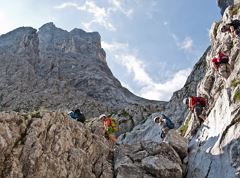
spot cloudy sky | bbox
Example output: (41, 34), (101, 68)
(0, 0), (220, 101)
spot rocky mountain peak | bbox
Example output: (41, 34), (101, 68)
(0, 23), (165, 117)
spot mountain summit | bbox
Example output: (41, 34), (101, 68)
(0, 23), (165, 116)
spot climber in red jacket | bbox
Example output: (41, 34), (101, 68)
(211, 51), (231, 79)
(183, 96), (207, 125)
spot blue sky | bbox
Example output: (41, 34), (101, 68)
(0, 0), (221, 101)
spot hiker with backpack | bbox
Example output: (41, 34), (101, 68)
(183, 96), (207, 134)
(154, 114), (175, 138)
(211, 51), (231, 79)
(99, 114), (118, 143)
(221, 19), (240, 39)
(67, 109), (86, 123)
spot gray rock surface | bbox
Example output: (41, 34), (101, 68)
(114, 142), (183, 178)
(185, 4), (240, 178)
(118, 48), (209, 145)
(1, 1), (240, 177)
(163, 130), (188, 160)
(0, 111), (113, 178)
(0, 23), (165, 117)
(116, 4), (240, 178)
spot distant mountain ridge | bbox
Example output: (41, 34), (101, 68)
(0, 22), (165, 116)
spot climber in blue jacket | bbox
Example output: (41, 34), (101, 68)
(68, 109), (86, 123)
(154, 114), (175, 138)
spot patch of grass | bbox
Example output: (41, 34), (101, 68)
(213, 22), (220, 39)
(28, 110), (41, 119)
(231, 79), (240, 88)
(179, 116), (191, 136)
(233, 90), (240, 103)
(229, 4), (240, 16)
(119, 110), (130, 117)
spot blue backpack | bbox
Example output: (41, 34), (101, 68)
(162, 114), (175, 129)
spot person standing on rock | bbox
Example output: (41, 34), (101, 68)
(221, 19), (240, 48)
(221, 19), (240, 39)
(154, 114), (175, 138)
(99, 114), (117, 144)
(183, 96), (207, 134)
(211, 51), (231, 79)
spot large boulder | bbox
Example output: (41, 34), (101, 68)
(114, 141), (183, 178)
(163, 130), (188, 160)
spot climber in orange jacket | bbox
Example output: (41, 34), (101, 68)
(211, 51), (231, 79)
(183, 96), (207, 125)
(99, 114), (117, 143)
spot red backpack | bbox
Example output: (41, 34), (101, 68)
(196, 97), (207, 107)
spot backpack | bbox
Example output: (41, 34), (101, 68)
(162, 114), (174, 129)
(110, 117), (118, 132)
(77, 113), (86, 123)
(229, 20), (240, 30)
(73, 109), (86, 123)
(220, 56), (229, 63)
(196, 97), (207, 107)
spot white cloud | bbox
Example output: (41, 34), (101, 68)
(180, 37), (193, 51)
(108, 0), (133, 17)
(102, 41), (191, 101)
(114, 54), (153, 85)
(172, 34), (194, 53)
(0, 10), (14, 35)
(54, 2), (79, 9)
(163, 21), (168, 26)
(102, 41), (129, 51)
(139, 68), (191, 100)
(54, 1), (133, 31)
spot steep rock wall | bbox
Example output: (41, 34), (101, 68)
(185, 5), (240, 178)
(0, 111), (114, 178)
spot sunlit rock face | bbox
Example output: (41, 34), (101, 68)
(0, 23), (165, 117)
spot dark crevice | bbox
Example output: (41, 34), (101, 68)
(205, 160), (213, 178)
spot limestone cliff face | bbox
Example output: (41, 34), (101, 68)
(0, 23), (165, 117)
(0, 111), (113, 178)
(185, 5), (240, 178)
(116, 4), (240, 178)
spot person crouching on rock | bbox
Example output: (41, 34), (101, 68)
(211, 51), (231, 79)
(154, 114), (175, 139)
(99, 114), (117, 144)
(68, 109), (86, 123)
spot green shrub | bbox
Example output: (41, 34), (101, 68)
(180, 116), (191, 136)
(28, 110), (41, 119)
(231, 79), (240, 88)
(229, 4), (240, 16)
(119, 110), (129, 117)
(213, 22), (220, 39)
(233, 90), (240, 103)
